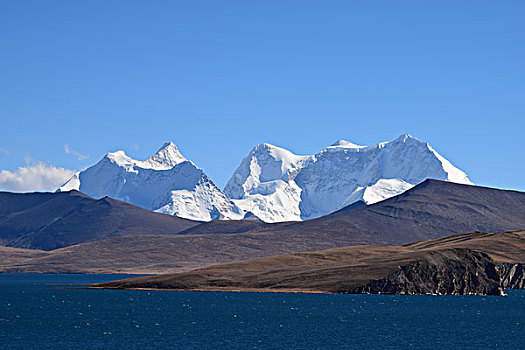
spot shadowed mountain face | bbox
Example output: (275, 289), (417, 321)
(285, 179), (525, 244)
(0, 191), (200, 250)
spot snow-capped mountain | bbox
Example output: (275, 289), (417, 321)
(224, 134), (472, 222)
(58, 135), (472, 223)
(223, 143), (313, 223)
(58, 142), (243, 221)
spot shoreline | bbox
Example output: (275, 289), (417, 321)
(87, 286), (507, 296)
(88, 286), (331, 294)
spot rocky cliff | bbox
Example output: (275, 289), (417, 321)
(346, 249), (504, 295)
(498, 263), (525, 289)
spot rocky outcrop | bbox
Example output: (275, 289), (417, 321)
(346, 249), (505, 296)
(498, 263), (525, 289)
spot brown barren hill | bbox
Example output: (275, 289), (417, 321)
(96, 230), (525, 296)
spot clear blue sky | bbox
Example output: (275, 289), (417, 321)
(1, 1), (524, 191)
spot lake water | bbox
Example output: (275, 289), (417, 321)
(1, 274), (524, 349)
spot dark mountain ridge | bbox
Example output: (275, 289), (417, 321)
(180, 179), (525, 245)
(0, 190), (200, 250)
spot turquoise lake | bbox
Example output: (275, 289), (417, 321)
(1, 273), (524, 349)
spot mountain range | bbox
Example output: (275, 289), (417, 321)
(58, 134), (471, 222)
(2, 180), (525, 274)
(225, 134), (471, 221)
(3, 135), (523, 295)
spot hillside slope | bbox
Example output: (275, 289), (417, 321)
(97, 230), (525, 295)
(0, 191), (199, 250)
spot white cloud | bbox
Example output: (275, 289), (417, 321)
(0, 160), (76, 193)
(0, 148), (9, 155)
(64, 144), (89, 160)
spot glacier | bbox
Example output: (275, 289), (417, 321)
(224, 134), (472, 222)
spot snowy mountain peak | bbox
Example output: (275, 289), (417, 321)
(58, 142), (242, 221)
(252, 142), (275, 151)
(396, 133), (414, 141)
(328, 140), (365, 149)
(225, 134), (472, 222)
(58, 135), (472, 224)
(248, 143), (311, 172)
(105, 150), (132, 164)
(101, 142), (187, 171)
(142, 141), (187, 170)
(223, 143), (312, 222)
(225, 143), (311, 196)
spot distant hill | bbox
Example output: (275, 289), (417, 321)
(0, 191), (199, 250)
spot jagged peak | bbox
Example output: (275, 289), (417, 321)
(251, 142), (283, 153)
(324, 135), (422, 153)
(374, 134), (423, 149)
(157, 141), (179, 153)
(328, 140), (365, 149)
(393, 133), (420, 143)
(105, 150), (133, 165)
(144, 141), (187, 169)
(103, 142), (187, 170)
(248, 143), (310, 163)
